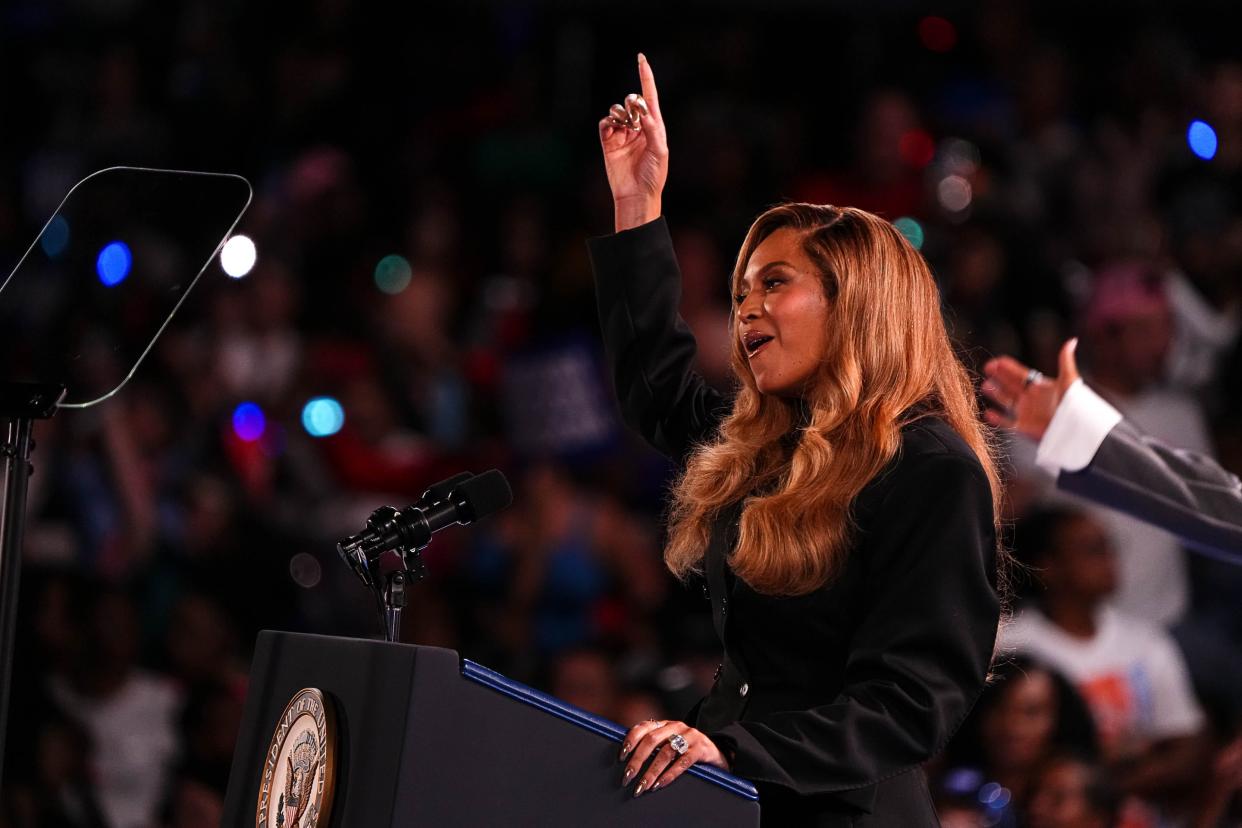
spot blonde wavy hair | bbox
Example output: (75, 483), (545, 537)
(665, 203), (1003, 596)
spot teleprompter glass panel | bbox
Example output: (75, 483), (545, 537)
(0, 167), (252, 407)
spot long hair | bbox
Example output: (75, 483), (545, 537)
(665, 203), (1003, 595)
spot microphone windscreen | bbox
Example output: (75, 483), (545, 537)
(454, 469), (513, 523)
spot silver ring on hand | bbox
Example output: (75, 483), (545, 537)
(668, 733), (689, 755)
(1023, 368), (1043, 388)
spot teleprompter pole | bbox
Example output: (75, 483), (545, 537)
(0, 382), (65, 784)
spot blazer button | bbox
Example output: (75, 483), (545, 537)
(738, 683), (749, 698)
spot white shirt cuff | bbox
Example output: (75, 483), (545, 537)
(1035, 379), (1123, 474)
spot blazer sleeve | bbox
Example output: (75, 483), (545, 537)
(586, 217), (730, 461)
(1058, 419), (1242, 559)
(708, 452), (1000, 796)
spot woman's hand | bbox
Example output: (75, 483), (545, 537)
(618, 718), (729, 797)
(982, 338), (1081, 441)
(598, 54), (669, 232)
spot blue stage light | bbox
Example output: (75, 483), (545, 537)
(96, 241), (132, 287)
(301, 397), (345, 437)
(232, 402), (266, 442)
(1188, 120), (1217, 160)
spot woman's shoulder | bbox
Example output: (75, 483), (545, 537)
(850, 416), (993, 543)
(865, 416), (987, 504)
(898, 416), (983, 468)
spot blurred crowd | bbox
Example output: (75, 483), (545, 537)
(2, 1), (1242, 826)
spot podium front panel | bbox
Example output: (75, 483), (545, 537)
(223, 632), (760, 827)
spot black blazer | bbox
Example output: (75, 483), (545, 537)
(587, 218), (1000, 827)
(1058, 419), (1242, 561)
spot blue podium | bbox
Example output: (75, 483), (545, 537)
(221, 632), (760, 826)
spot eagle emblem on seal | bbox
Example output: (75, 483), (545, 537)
(277, 731), (320, 828)
(256, 688), (337, 828)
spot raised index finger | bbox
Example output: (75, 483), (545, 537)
(638, 53), (661, 118)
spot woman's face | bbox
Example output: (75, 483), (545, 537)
(735, 228), (832, 397)
(981, 671), (1059, 771)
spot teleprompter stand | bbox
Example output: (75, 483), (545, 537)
(0, 382), (65, 780)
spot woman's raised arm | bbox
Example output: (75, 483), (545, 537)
(588, 55), (727, 461)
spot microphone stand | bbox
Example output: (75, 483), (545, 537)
(0, 381), (66, 782)
(383, 571), (407, 644)
(337, 506), (429, 643)
(381, 548), (427, 643)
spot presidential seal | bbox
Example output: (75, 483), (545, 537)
(256, 688), (337, 828)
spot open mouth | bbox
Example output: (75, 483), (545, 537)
(743, 332), (774, 357)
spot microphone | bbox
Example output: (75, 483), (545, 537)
(417, 471), (475, 509)
(336, 469), (513, 569)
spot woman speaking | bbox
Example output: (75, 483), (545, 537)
(588, 55), (1004, 826)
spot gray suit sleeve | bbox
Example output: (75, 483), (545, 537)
(1057, 419), (1242, 560)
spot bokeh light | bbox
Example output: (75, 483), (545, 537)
(899, 129), (936, 168)
(1187, 120), (1217, 160)
(978, 782), (1003, 805)
(95, 240), (132, 287)
(893, 217), (925, 250)
(40, 215), (70, 258)
(374, 254), (413, 295)
(301, 396), (345, 437)
(289, 552), (323, 589)
(939, 138), (981, 176)
(918, 16), (957, 52)
(232, 401), (266, 442)
(937, 175), (973, 213)
(220, 234), (257, 278)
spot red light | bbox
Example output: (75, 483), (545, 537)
(899, 129), (936, 168)
(918, 16), (957, 53)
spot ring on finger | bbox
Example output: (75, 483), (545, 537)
(668, 733), (689, 755)
(606, 93), (648, 131)
(1024, 368), (1044, 388)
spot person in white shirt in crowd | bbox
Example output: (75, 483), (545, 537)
(47, 588), (181, 828)
(1000, 506), (1207, 824)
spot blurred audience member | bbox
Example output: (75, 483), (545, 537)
(938, 655), (1099, 820)
(1025, 753), (1121, 828)
(548, 647), (620, 720)
(1075, 262), (1214, 625)
(47, 589), (182, 828)
(1003, 508), (1208, 824)
(2, 703), (107, 828)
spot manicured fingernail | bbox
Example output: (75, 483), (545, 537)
(633, 782), (646, 797)
(638, 53), (646, 64)
(622, 768), (634, 785)
(651, 780), (662, 791)
(618, 742), (631, 760)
